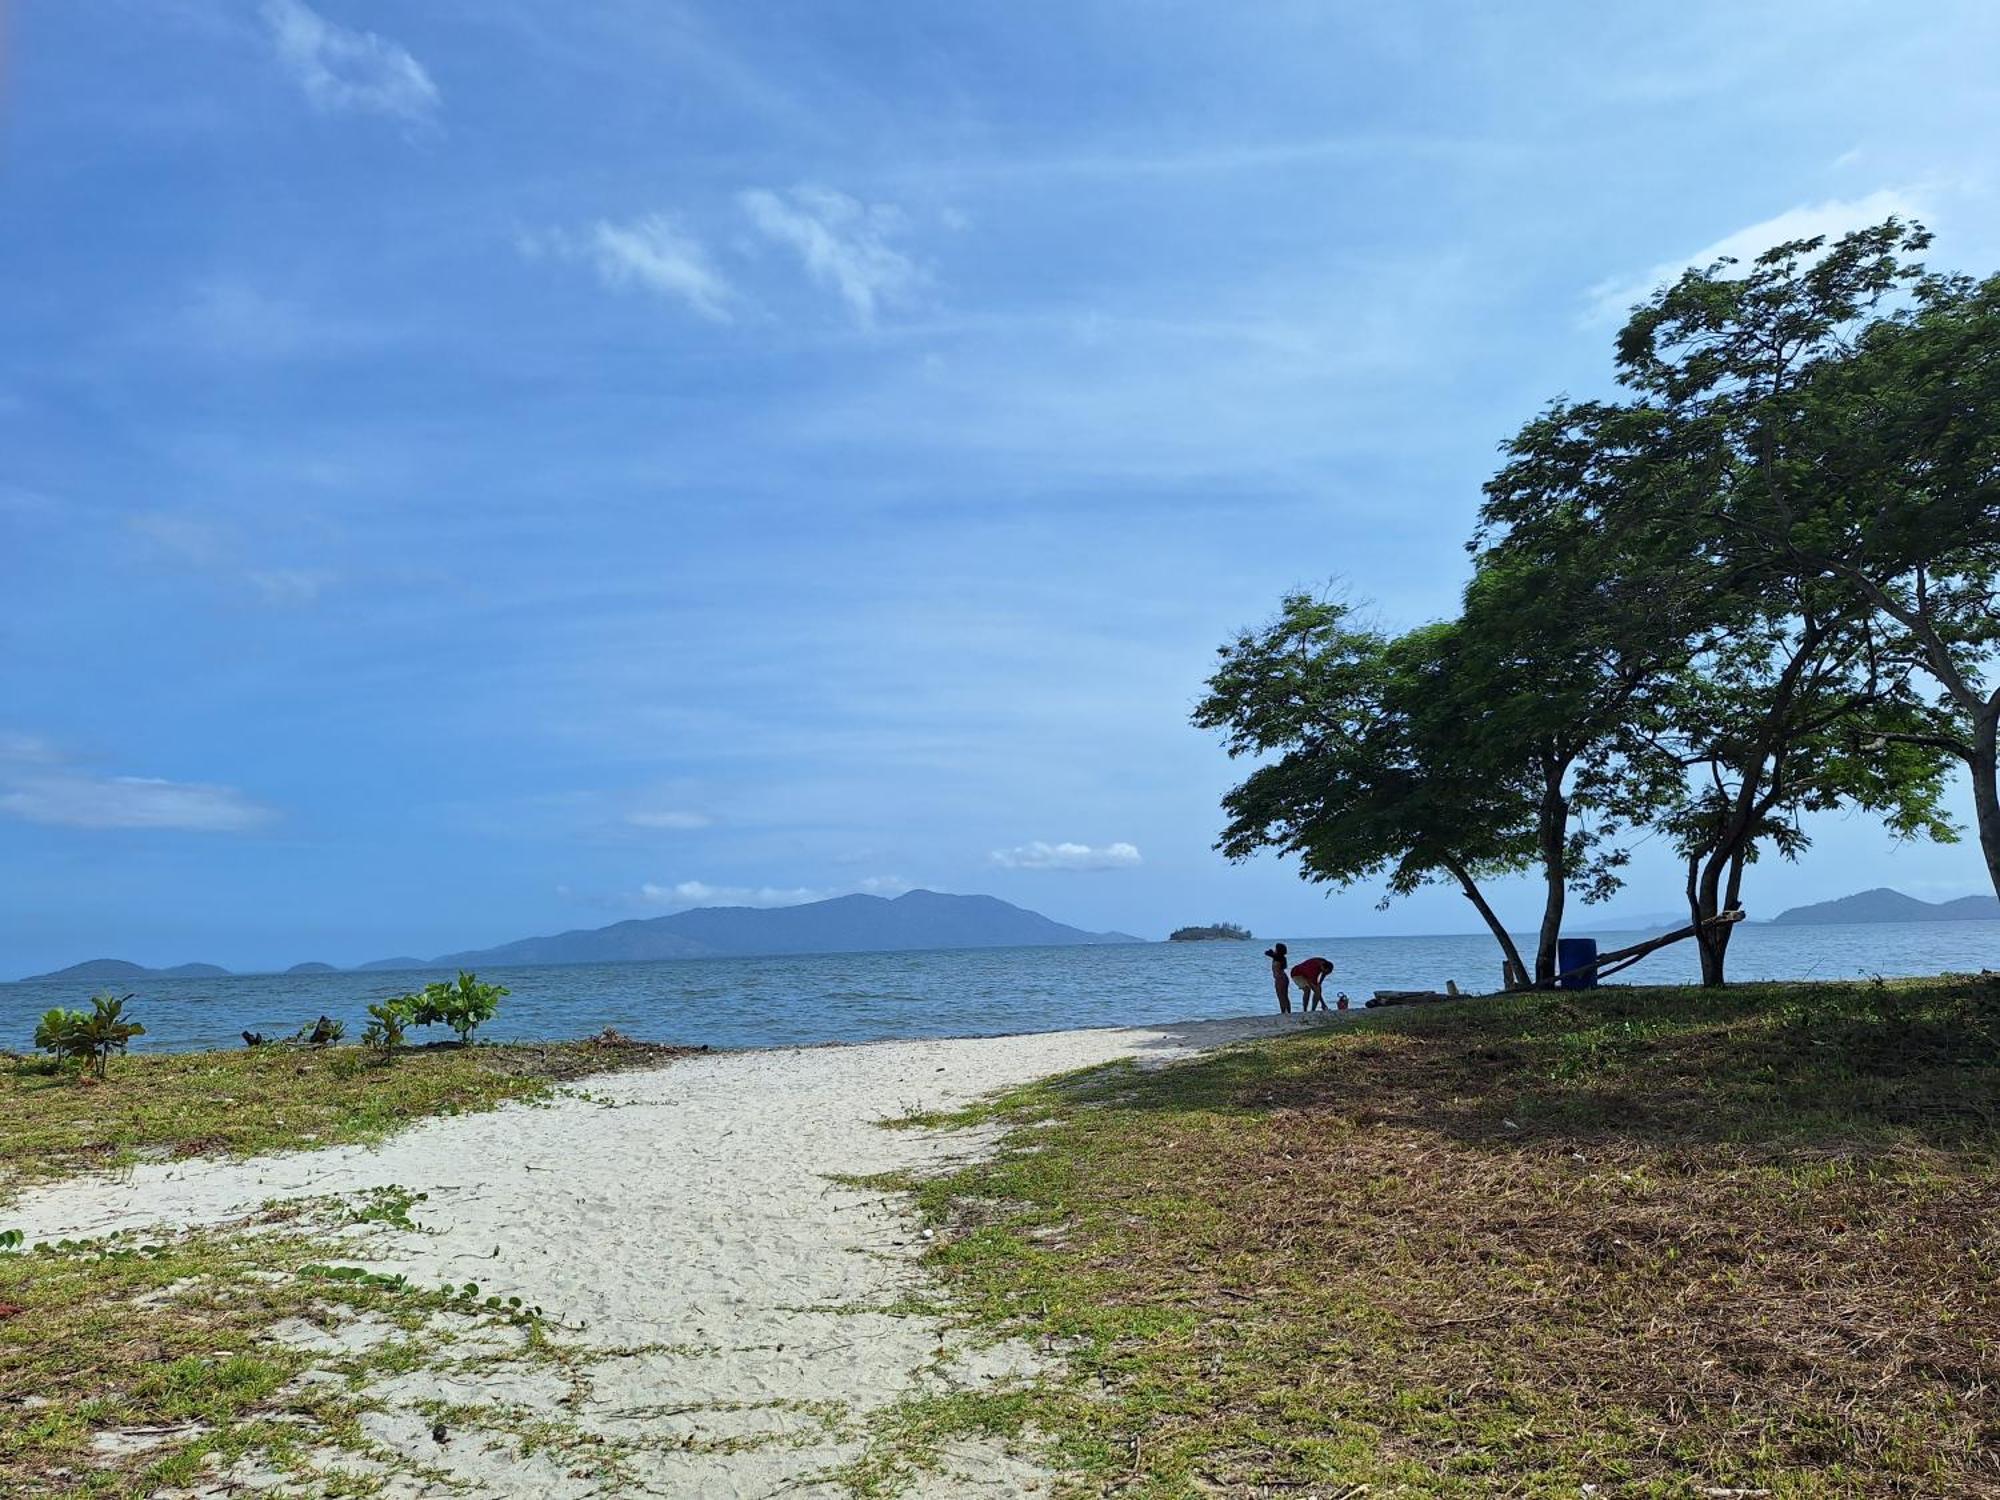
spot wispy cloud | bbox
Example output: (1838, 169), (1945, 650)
(261, 0), (440, 122)
(165, 280), (380, 363)
(739, 186), (925, 326)
(127, 511), (336, 607)
(527, 216), (735, 322)
(0, 737), (274, 832)
(625, 808), (713, 831)
(1584, 188), (1926, 324)
(990, 840), (1141, 871)
(639, 880), (825, 908)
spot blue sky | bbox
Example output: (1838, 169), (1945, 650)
(4, 1), (1998, 974)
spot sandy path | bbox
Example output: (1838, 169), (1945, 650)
(12, 1013), (1342, 1498)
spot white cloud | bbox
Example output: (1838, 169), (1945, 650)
(261, 0), (440, 122)
(857, 874), (913, 895)
(0, 737), (274, 833)
(640, 880), (826, 908)
(529, 216), (735, 322)
(1584, 189), (1925, 324)
(989, 840), (1141, 871)
(739, 186), (925, 326)
(625, 808), (713, 830)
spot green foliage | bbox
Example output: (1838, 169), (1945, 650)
(362, 998), (411, 1051)
(373, 971), (508, 1048)
(32, 994), (146, 1080)
(1194, 597), (1539, 983)
(1206, 217), (1984, 986)
(415, 971), (507, 1044)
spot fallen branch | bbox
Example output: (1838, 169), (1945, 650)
(1556, 910), (1747, 984)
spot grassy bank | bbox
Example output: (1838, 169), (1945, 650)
(877, 976), (2000, 1497)
(0, 1033), (697, 1202)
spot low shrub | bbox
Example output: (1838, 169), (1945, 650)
(33, 994), (146, 1080)
(369, 972), (508, 1050)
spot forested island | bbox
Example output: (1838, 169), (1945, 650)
(1168, 923), (1254, 941)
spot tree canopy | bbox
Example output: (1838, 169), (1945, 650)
(1199, 219), (1986, 986)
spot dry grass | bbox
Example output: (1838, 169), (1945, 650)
(886, 976), (2000, 1498)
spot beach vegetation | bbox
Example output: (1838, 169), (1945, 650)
(0, 1032), (697, 1202)
(882, 973), (2000, 1496)
(388, 970), (508, 1045)
(32, 994), (146, 1080)
(362, 997), (412, 1051)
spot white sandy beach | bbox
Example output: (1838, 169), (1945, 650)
(12, 1013), (1343, 1499)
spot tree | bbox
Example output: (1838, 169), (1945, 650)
(1592, 219), (1962, 981)
(1469, 400), (1714, 982)
(1194, 596), (1537, 987)
(1769, 264), (2000, 897)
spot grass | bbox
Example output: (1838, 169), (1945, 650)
(0, 1032), (701, 1203)
(0, 1203), (543, 1498)
(871, 975), (2000, 1498)
(0, 1030), (705, 1496)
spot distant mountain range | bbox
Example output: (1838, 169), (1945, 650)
(1772, 887), (2000, 924)
(19, 958), (232, 984)
(13, 890), (1141, 983)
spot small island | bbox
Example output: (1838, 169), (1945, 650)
(1168, 922), (1254, 942)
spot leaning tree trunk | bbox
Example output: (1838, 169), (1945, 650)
(1445, 855), (1532, 990)
(1973, 706), (2000, 903)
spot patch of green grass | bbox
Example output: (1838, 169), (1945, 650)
(0, 1212), (511, 1498)
(883, 975), (2000, 1498)
(0, 1034), (700, 1203)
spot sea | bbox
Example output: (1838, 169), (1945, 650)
(4, 919), (1996, 1056)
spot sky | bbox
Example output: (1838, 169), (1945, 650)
(3, 1), (1999, 975)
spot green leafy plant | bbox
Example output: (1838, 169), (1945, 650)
(376, 972), (507, 1047)
(362, 997), (413, 1052)
(33, 993), (146, 1079)
(411, 971), (506, 1045)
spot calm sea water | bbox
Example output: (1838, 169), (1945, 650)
(4, 920), (1995, 1055)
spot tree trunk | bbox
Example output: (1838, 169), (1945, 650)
(1445, 856), (1531, 990)
(1973, 705), (2000, 902)
(1533, 771), (1570, 987)
(1687, 851), (1734, 987)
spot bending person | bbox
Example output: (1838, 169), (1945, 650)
(1289, 955), (1334, 1012)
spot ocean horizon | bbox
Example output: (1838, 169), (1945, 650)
(7, 918), (1995, 1056)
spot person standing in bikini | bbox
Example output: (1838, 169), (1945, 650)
(1264, 943), (1292, 1014)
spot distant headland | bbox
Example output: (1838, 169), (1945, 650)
(1772, 887), (2000, 924)
(12, 889), (1143, 983)
(1168, 923), (1254, 942)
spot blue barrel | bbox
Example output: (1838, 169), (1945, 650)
(1555, 937), (1599, 990)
